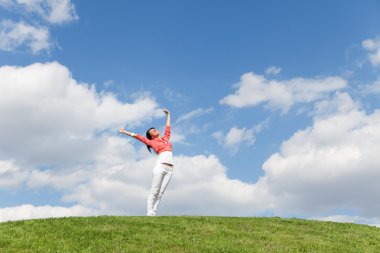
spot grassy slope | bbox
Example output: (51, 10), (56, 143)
(0, 216), (379, 252)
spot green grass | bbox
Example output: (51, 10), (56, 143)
(0, 216), (379, 252)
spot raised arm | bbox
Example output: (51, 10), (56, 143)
(162, 108), (171, 141)
(163, 108), (170, 127)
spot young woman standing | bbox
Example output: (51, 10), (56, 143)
(119, 108), (173, 216)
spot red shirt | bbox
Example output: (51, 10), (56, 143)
(134, 126), (173, 154)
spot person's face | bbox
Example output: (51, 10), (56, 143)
(149, 128), (159, 138)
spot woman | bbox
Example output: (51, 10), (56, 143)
(119, 108), (173, 216)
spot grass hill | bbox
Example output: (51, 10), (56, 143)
(0, 216), (379, 252)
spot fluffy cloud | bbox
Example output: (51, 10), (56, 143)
(0, 20), (50, 53)
(0, 62), (161, 167)
(1, 142), (264, 218)
(0, 0), (77, 53)
(0, 61), (164, 220)
(0, 160), (30, 188)
(361, 79), (380, 94)
(41, 0), (78, 24)
(362, 38), (380, 67)
(0, 204), (97, 222)
(314, 215), (380, 227)
(0, 153), (264, 220)
(257, 92), (380, 218)
(220, 72), (347, 113)
(60, 154), (262, 216)
(0, 0), (78, 24)
(213, 127), (255, 154)
(164, 155), (260, 216)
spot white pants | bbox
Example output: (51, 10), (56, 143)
(147, 163), (173, 216)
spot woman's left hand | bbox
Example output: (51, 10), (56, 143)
(163, 108), (170, 115)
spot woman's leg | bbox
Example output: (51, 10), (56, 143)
(153, 164), (173, 214)
(147, 164), (165, 216)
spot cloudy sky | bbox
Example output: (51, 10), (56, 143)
(0, 0), (380, 226)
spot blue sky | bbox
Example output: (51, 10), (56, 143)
(0, 0), (380, 225)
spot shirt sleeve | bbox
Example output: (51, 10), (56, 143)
(163, 126), (170, 141)
(134, 134), (153, 146)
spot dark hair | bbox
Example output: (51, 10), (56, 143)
(145, 127), (155, 153)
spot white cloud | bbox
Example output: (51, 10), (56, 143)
(225, 127), (254, 147)
(0, 62), (161, 167)
(0, 20), (51, 53)
(27, 166), (89, 190)
(61, 154), (262, 216)
(176, 107), (213, 123)
(316, 215), (358, 223)
(0, 0), (78, 24)
(0, 0), (77, 53)
(362, 38), (380, 67)
(169, 131), (187, 144)
(361, 80), (380, 94)
(4, 145), (264, 217)
(213, 127), (255, 154)
(253, 117), (270, 133)
(170, 124), (211, 145)
(256, 92), (380, 218)
(165, 155), (261, 215)
(0, 160), (30, 188)
(220, 72), (347, 113)
(0, 204), (98, 222)
(265, 66), (282, 75)
(314, 215), (380, 227)
(44, 0), (78, 24)
(313, 92), (359, 118)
